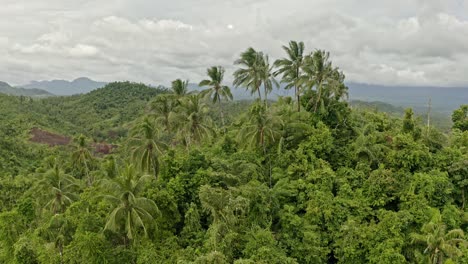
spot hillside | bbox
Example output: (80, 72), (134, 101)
(0, 81), (52, 97)
(21, 77), (107, 95)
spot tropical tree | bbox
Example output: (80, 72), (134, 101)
(274, 40), (306, 111)
(128, 117), (166, 179)
(171, 94), (214, 147)
(149, 94), (177, 132)
(233, 47), (265, 101)
(102, 165), (159, 245)
(301, 50), (342, 113)
(238, 102), (282, 151)
(199, 66), (233, 127)
(71, 134), (94, 185)
(34, 159), (80, 214)
(171, 79), (189, 98)
(411, 216), (467, 264)
(259, 54), (279, 103)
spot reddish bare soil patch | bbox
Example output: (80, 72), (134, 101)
(30, 127), (71, 146)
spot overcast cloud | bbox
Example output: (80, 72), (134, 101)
(1, 0), (468, 87)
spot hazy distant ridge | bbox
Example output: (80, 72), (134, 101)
(0, 81), (52, 97)
(21, 77), (107, 96)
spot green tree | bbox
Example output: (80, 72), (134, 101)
(238, 103), (282, 151)
(171, 94), (214, 147)
(452, 105), (467, 131)
(233, 47), (267, 101)
(71, 134), (94, 185)
(301, 50), (341, 113)
(102, 165), (159, 245)
(411, 217), (467, 264)
(34, 159), (80, 214)
(149, 94), (177, 132)
(128, 117), (166, 178)
(171, 79), (189, 97)
(274, 40), (306, 111)
(199, 66), (233, 127)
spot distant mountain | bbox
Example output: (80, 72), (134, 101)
(190, 82), (467, 114)
(21, 77), (107, 96)
(347, 82), (468, 114)
(0, 81), (52, 97)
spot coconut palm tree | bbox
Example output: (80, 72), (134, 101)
(71, 134), (94, 185)
(259, 54), (279, 104)
(233, 47), (264, 100)
(128, 117), (166, 179)
(171, 94), (214, 147)
(274, 41), (306, 111)
(199, 66), (233, 127)
(301, 50), (340, 113)
(34, 159), (80, 214)
(102, 165), (159, 245)
(238, 102), (282, 151)
(411, 217), (467, 264)
(171, 79), (189, 98)
(149, 94), (177, 132)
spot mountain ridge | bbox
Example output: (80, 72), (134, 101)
(21, 77), (107, 95)
(0, 81), (52, 97)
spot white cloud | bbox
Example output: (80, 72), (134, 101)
(69, 44), (99, 57)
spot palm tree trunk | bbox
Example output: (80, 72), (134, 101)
(295, 85), (301, 112)
(257, 86), (262, 101)
(314, 82), (322, 113)
(218, 100), (226, 131)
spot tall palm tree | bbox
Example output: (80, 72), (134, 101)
(102, 165), (159, 245)
(171, 94), (214, 147)
(301, 50), (340, 113)
(259, 54), (278, 104)
(233, 47), (265, 101)
(274, 41), (306, 111)
(411, 217), (467, 264)
(149, 94), (177, 132)
(34, 159), (80, 214)
(199, 66), (233, 127)
(238, 102), (282, 151)
(128, 117), (166, 179)
(71, 134), (94, 185)
(171, 79), (189, 98)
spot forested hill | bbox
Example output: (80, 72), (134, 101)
(1, 43), (467, 264)
(0, 81), (52, 97)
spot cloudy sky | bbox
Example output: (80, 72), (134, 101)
(1, 0), (468, 87)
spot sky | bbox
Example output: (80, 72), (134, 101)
(1, 0), (468, 87)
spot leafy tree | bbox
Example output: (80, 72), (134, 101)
(199, 66), (233, 127)
(128, 117), (166, 178)
(237, 102), (282, 151)
(171, 79), (189, 97)
(33, 159), (80, 214)
(234, 47), (273, 101)
(102, 165), (159, 245)
(274, 41), (306, 111)
(149, 94), (177, 132)
(301, 50), (342, 113)
(411, 214), (467, 264)
(452, 105), (467, 131)
(71, 134), (94, 185)
(171, 94), (214, 147)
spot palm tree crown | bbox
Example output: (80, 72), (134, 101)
(199, 66), (233, 128)
(274, 40), (306, 111)
(128, 117), (166, 178)
(103, 165), (159, 243)
(171, 79), (189, 97)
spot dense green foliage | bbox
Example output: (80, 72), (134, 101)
(0, 43), (467, 264)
